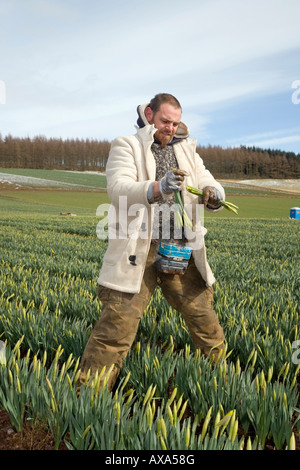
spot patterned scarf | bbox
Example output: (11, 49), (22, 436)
(151, 142), (183, 243)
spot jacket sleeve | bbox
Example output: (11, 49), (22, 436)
(105, 136), (152, 208)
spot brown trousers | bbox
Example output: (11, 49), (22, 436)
(79, 245), (225, 390)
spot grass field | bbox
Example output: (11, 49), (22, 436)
(0, 168), (107, 189)
(0, 168), (299, 219)
(0, 190), (110, 216)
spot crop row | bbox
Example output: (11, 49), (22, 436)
(0, 214), (299, 449)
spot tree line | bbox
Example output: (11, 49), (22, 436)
(0, 135), (110, 172)
(0, 134), (299, 179)
(198, 144), (300, 179)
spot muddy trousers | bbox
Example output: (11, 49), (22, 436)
(79, 246), (225, 391)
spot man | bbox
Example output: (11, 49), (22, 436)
(79, 93), (226, 391)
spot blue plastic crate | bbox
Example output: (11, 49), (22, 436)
(158, 242), (192, 260)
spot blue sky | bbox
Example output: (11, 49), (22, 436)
(1, 0), (300, 153)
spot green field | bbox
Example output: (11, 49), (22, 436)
(0, 168), (107, 189)
(0, 190), (110, 216)
(1, 190), (299, 220)
(0, 170), (299, 450)
(0, 168), (299, 219)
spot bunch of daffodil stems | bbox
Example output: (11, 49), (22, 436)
(174, 185), (238, 229)
(186, 185), (239, 215)
(174, 190), (193, 229)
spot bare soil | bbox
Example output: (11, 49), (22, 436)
(0, 409), (68, 451)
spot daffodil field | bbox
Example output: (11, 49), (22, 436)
(0, 211), (299, 450)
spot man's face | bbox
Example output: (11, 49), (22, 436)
(146, 103), (182, 148)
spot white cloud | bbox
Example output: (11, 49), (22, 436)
(225, 127), (300, 150)
(1, 0), (300, 152)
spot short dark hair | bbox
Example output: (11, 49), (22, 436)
(148, 93), (181, 113)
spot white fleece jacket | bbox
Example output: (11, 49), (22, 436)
(97, 105), (225, 293)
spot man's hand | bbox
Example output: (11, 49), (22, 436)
(160, 169), (189, 195)
(201, 186), (222, 208)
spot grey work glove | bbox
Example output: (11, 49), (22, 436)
(160, 169), (189, 195)
(201, 186), (222, 209)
